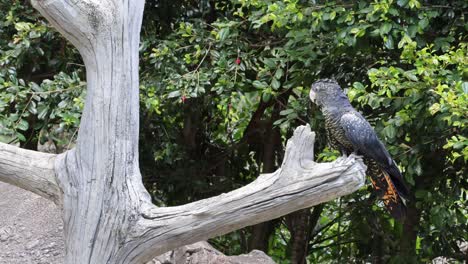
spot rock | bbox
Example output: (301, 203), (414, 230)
(151, 241), (276, 264)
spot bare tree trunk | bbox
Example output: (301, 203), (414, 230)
(0, 0), (367, 263)
(249, 221), (277, 252)
(249, 92), (290, 252)
(249, 100), (283, 252)
(286, 209), (311, 264)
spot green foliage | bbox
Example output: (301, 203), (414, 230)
(0, 0), (84, 149)
(0, 68), (85, 147)
(1, 0), (467, 263)
(350, 42), (467, 261)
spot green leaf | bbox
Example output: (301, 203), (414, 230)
(275, 68), (284, 79)
(382, 125), (396, 139)
(414, 161), (422, 176)
(28, 102), (37, 115)
(350, 27), (360, 34)
(210, 50), (221, 59)
(16, 133), (26, 142)
(253, 80), (268, 89)
(405, 173), (415, 186)
(273, 119), (285, 126)
(29, 30), (41, 39)
(218, 28), (230, 41)
(58, 100), (68, 108)
(453, 142), (465, 150)
(404, 72), (418, 82)
(416, 236), (422, 251)
(17, 119), (29, 131)
(271, 79), (281, 90)
(262, 92), (271, 102)
(415, 190), (426, 199)
(167, 90), (181, 98)
(263, 58), (276, 68)
(407, 25), (418, 37)
(31, 82), (42, 92)
(418, 18), (429, 29)
(14, 22), (31, 31)
(398, 34), (413, 49)
(280, 109), (294, 116)
(384, 35), (394, 49)
(37, 105), (49, 120)
(380, 23), (392, 35)
(368, 95), (381, 109)
(462, 82), (468, 94)
(353, 82), (365, 90)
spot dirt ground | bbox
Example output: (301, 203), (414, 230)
(0, 182), (276, 264)
(0, 182), (64, 264)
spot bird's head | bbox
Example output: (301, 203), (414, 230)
(309, 79), (349, 107)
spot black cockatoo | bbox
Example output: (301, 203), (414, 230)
(309, 79), (409, 220)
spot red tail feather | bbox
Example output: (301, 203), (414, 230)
(369, 164), (407, 221)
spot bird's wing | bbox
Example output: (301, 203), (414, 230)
(340, 111), (410, 199)
(340, 111), (393, 166)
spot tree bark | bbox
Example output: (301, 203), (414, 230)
(0, 142), (59, 203)
(287, 209), (311, 264)
(0, 0), (367, 263)
(249, 221), (277, 252)
(249, 98), (284, 252)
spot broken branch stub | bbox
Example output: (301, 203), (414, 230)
(121, 125), (366, 263)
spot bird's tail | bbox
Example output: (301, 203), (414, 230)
(368, 161), (409, 221)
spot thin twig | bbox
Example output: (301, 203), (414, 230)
(190, 42), (212, 74)
(66, 62), (85, 68)
(310, 240), (357, 251)
(14, 96), (33, 129)
(27, 86), (83, 95)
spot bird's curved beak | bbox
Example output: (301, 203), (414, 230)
(309, 89), (317, 103)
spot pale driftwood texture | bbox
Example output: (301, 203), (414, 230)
(0, 0), (366, 263)
(0, 143), (60, 203)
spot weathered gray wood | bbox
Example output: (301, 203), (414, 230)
(30, 0), (152, 263)
(0, 143), (59, 203)
(0, 0), (367, 263)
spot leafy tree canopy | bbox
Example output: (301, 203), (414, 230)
(0, 0), (466, 262)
